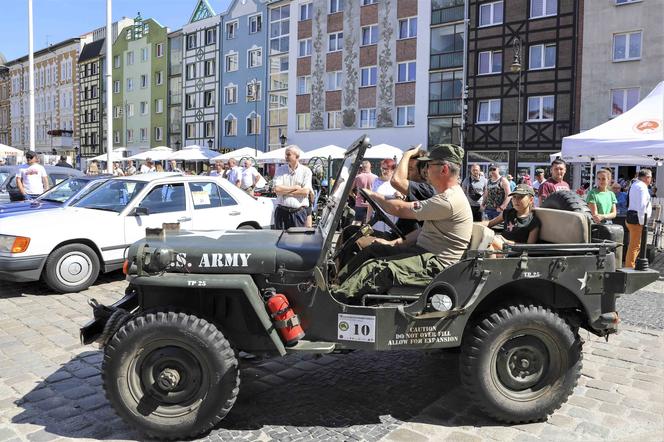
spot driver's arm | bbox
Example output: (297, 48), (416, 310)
(366, 190), (419, 219)
(16, 176), (26, 195)
(390, 146), (420, 194)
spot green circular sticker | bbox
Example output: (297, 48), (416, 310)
(338, 321), (349, 331)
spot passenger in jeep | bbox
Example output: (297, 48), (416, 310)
(332, 145), (472, 301)
(486, 184), (540, 251)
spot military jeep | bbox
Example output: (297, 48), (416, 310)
(81, 136), (659, 440)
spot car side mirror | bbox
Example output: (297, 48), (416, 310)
(132, 206), (149, 216)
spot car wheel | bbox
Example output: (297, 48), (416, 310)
(43, 243), (100, 293)
(237, 223), (256, 230)
(460, 304), (582, 423)
(103, 311), (239, 440)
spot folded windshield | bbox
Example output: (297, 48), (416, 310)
(74, 180), (147, 213)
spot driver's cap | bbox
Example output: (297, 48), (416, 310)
(417, 144), (464, 166)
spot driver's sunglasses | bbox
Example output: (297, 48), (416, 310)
(425, 162), (445, 169)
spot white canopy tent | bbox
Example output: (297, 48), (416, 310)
(300, 144), (345, 160)
(364, 143), (404, 160)
(211, 147), (260, 162)
(127, 146), (173, 162)
(0, 143), (24, 164)
(561, 81), (664, 188)
(257, 145), (293, 163)
(86, 148), (127, 163)
(167, 145), (218, 161)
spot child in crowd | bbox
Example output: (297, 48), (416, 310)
(586, 169), (617, 224)
(486, 184), (540, 251)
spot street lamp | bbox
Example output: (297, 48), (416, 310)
(249, 79), (259, 157)
(175, 140), (181, 151)
(279, 133), (287, 148)
(510, 37), (523, 177)
(207, 138), (213, 150)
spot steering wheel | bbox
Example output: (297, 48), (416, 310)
(359, 188), (405, 239)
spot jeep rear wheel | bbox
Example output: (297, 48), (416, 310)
(460, 305), (582, 423)
(103, 312), (239, 440)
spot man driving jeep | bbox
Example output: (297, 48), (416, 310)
(332, 144), (473, 301)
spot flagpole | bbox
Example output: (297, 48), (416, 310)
(105, 0), (113, 173)
(28, 0), (35, 151)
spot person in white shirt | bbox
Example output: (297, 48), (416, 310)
(125, 160), (137, 176)
(240, 159), (263, 195)
(112, 162), (125, 177)
(367, 158), (401, 233)
(209, 161), (224, 176)
(139, 158), (155, 174)
(273, 146), (313, 229)
(625, 168), (653, 268)
(169, 160), (182, 173)
(16, 151), (49, 199)
(225, 158), (241, 187)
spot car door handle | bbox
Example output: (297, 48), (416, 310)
(177, 216), (191, 222)
(229, 211), (241, 216)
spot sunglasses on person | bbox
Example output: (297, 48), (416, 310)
(424, 162), (446, 169)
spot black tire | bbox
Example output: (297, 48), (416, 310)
(103, 311), (239, 440)
(237, 223), (257, 230)
(42, 243), (100, 293)
(460, 305), (582, 423)
(540, 190), (592, 220)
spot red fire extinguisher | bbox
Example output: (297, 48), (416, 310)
(265, 292), (305, 346)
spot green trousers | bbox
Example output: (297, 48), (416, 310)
(333, 242), (447, 300)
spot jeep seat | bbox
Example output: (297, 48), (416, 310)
(535, 208), (590, 244)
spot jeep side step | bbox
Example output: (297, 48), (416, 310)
(285, 340), (336, 354)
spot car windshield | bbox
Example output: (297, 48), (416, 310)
(317, 148), (360, 240)
(74, 180), (147, 213)
(50, 174), (73, 186)
(37, 178), (94, 203)
(0, 172), (8, 186)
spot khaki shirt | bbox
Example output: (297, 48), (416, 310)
(413, 185), (473, 266)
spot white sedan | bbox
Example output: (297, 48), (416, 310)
(0, 173), (273, 293)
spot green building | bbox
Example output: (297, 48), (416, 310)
(112, 14), (169, 154)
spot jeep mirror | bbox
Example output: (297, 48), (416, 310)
(132, 206), (149, 216)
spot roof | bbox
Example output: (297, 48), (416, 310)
(78, 39), (105, 63)
(112, 172), (184, 182)
(6, 37), (83, 65)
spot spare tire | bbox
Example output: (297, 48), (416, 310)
(540, 190), (593, 220)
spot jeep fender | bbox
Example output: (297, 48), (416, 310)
(129, 273), (287, 356)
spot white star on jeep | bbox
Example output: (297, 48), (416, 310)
(578, 273), (587, 290)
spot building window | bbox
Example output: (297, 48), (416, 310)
(114, 131), (120, 143)
(329, 0), (344, 14)
(328, 32), (344, 52)
(141, 74), (148, 88)
(186, 63), (196, 80)
(141, 47), (149, 62)
(249, 14), (262, 34)
(225, 85), (238, 104)
(362, 0), (377, 5)
(155, 127), (163, 141)
(326, 111), (342, 129)
(186, 93), (196, 110)
(297, 113), (311, 131)
(156, 43), (164, 57)
(300, 2), (313, 20)
(246, 81), (262, 101)
(113, 105), (122, 118)
(203, 90), (215, 108)
(126, 129), (134, 142)
(530, 0), (557, 18)
(113, 55), (120, 68)
(155, 99), (164, 113)
(226, 21), (238, 39)
(479, 1), (503, 27)
(186, 123), (196, 139)
(527, 95), (555, 121)
(206, 28), (217, 45)
(399, 17), (417, 39)
(611, 88), (639, 117)
(299, 39), (312, 57)
(205, 60), (216, 76)
(478, 50), (502, 75)
(529, 44), (556, 70)
(326, 71), (343, 90)
(204, 121), (215, 138)
(248, 48), (263, 68)
(361, 25), (378, 46)
(155, 71), (164, 85)
(91, 85), (98, 98)
(397, 61), (416, 83)
(140, 101), (148, 115)
(360, 66), (377, 87)
(430, 23), (464, 70)
(396, 106), (415, 127)
(126, 103), (135, 117)
(477, 99), (501, 123)
(269, 5), (290, 54)
(428, 117), (461, 146)
(187, 34), (196, 49)
(126, 78), (134, 92)
(360, 108), (377, 128)
(126, 51), (134, 65)
(224, 115), (237, 136)
(247, 113), (261, 135)
(616, 0), (641, 4)
(225, 53), (238, 72)
(613, 31), (642, 61)
(297, 76), (311, 95)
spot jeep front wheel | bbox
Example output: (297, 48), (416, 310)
(103, 312), (239, 440)
(460, 305), (582, 423)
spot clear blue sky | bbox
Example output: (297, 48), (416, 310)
(0, 0), (231, 62)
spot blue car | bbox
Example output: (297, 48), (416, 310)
(0, 175), (110, 217)
(0, 165), (85, 203)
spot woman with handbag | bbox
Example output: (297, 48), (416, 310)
(625, 169), (653, 268)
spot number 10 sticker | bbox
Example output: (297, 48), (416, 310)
(338, 314), (376, 343)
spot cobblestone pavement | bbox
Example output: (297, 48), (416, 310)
(0, 266), (662, 442)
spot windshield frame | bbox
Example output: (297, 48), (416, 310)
(315, 135), (370, 269)
(72, 179), (148, 213)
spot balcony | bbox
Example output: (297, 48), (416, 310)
(430, 51), (463, 70)
(432, 5), (464, 25)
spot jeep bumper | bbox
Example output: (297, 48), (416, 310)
(0, 254), (47, 282)
(80, 290), (138, 345)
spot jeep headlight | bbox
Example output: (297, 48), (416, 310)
(0, 235), (31, 253)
